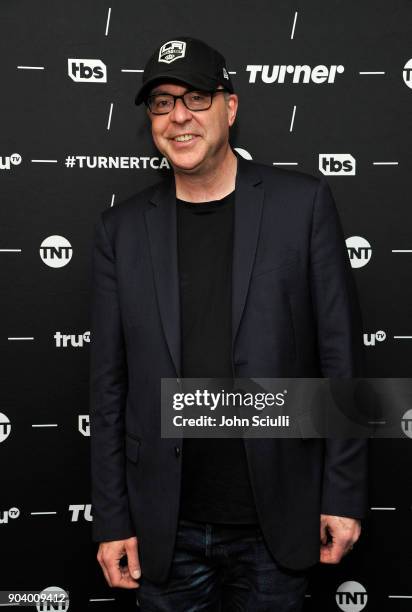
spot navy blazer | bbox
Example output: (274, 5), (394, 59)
(89, 152), (368, 583)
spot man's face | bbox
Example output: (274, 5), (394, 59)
(146, 82), (238, 174)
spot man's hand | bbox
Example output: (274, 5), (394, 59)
(97, 536), (141, 589)
(320, 514), (361, 564)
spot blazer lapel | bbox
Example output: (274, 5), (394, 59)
(145, 173), (182, 378)
(232, 153), (264, 347)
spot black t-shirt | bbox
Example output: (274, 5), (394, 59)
(176, 189), (258, 524)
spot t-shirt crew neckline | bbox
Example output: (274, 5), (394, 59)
(176, 189), (235, 210)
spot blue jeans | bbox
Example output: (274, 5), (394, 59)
(136, 519), (308, 611)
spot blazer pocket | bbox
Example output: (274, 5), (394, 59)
(125, 433), (141, 464)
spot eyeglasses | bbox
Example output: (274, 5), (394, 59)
(145, 89), (228, 115)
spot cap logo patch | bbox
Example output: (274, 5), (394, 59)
(158, 40), (186, 64)
(223, 67), (229, 80)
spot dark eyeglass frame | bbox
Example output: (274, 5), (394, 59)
(145, 88), (229, 115)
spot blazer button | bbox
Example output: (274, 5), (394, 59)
(174, 446), (181, 457)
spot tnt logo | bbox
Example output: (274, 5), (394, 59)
(363, 330), (386, 346)
(0, 507), (20, 523)
(36, 586), (69, 612)
(336, 581), (367, 612)
(68, 59), (107, 83)
(401, 409), (412, 439)
(54, 331), (90, 347)
(0, 153), (22, 170)
(78, 415), (90, 437)
(403, 58), (412, 89)
(0, 413), (11, 443)
(319, 154), (356, 176)
(346, 236), (372, 269)
(40, 236), (72, 268)
(69, 504), (93, 522)
(158, 40), (186, 64)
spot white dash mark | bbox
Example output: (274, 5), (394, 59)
(273, 162), (298, 166)
(370, 507), (396, 510)
(372, 161), (398, 165)
(107, 102), (113, 131)
(105, 7), (111, 37)
(290, 11), (298, 40)
(31, 159), (58, 163)
(289, 105), (296, 132)
(8, 336), (34, 340)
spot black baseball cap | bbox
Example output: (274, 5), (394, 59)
(135, 36), (234, 105)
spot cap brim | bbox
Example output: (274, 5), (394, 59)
(134, 73), (219, 105)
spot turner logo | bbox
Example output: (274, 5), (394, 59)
(0, 413), (11, 443)
(36, 586), (69, 612)
(69, 504), (93, 522)
(363, 330), (386, 346)
(246, 64), (344, 84)
(40, 236), (73, 268)
(0, 507), (20, 523)
(0, 153), (22, 170)
(403, 58), (412, 89)
(346, 236), (372, 269)
(54, 331), (90, 347)
(78, 415), (90, 437)
(319, 154), (356, 176)
(68, 59), (107, 82)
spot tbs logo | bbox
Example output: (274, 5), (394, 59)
(319, 154), (356, 176)
(68, 59), (107, 83)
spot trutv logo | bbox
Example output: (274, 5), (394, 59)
(0, 507), (20, 523)
(0, 153), (22, 171)
(68, 59), (107, 82)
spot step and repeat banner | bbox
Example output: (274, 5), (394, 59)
(1, 1), (411, 610)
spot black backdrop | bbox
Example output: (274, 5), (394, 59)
(1, 1), (411, 610)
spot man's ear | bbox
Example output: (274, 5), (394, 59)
(227, 94), (238, 127)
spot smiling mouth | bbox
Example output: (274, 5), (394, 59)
(171, 134), (198, 142)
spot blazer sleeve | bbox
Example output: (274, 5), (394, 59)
(309, 177), (368, 519)
(89, 212), (135, 542)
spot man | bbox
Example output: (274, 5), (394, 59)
(90, 36), (368, 611)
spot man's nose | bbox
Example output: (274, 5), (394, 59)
(169, 97), (193, 122)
